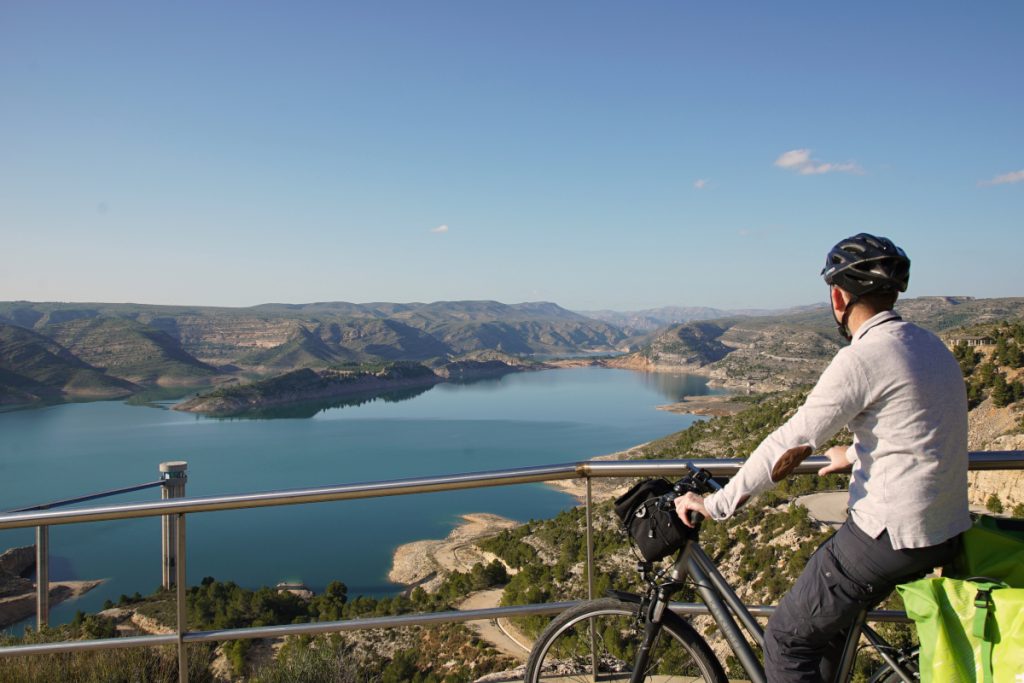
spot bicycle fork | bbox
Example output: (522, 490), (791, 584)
(629, 588), (671, 683)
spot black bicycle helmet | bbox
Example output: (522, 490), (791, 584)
(821, 233), (910, 296)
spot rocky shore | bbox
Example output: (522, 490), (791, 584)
(388, 514), (520, 593)
(387, 439), (669, 596)
(656, 394), (748, 417)
(0, 545), (104, 629)
(0, 580), (104, 630)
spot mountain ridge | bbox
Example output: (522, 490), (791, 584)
(610, 296), (1024, 392)
(0, 300), (627, 407)
(3, 297), (1022, 408)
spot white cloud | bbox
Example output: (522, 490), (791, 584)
(979, 169), (1024, 187)
(774, 148), (863, 176)
(429, 224), (449, 234)
(694, 179), (708, 190)
(775, 149), (812, 170)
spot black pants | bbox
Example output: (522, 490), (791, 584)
(763, 520), (958, 683)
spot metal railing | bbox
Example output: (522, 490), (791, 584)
(0, 451), (1022, 682)
(5, 477), (170, 628)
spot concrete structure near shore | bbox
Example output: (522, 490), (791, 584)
(160, 461), (188, 590)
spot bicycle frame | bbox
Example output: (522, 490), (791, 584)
(627, 536), (917, 683)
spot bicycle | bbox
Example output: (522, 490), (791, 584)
(523, 463), (919, 683)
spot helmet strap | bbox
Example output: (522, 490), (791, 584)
(830, 289), (858, 342)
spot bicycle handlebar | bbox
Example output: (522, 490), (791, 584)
(652, 463), (723, 526)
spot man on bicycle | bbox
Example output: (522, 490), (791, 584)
(674, 233), (971, 682)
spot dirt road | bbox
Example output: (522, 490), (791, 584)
(795, 490), (849, 528)
(458, 588), (532, 662)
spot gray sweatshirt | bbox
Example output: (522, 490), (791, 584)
(703, 310), (971, 549)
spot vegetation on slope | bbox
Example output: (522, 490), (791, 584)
(952, 320), (1024, 411)
(622, 297), (1024, 392)
(175, 362), (441, 415)
(43, 317), (218, 385)
(1, 558), (513, 683)
(241, 324), (358, 370)
(0, 618), (216, 683)
(176, 359), (528, 417)
(0, 299), (628, 372)
(0, 323), (136, 404)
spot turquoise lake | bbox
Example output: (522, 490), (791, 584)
(0, 367), (714, 630)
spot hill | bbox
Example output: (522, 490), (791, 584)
(0, 300), (627, 408)
(43, 318), (218, 386)
(0, 323), (137, 405)
(241, 324), (359, 371)
(578, 304), (819, 334)
(3, 297), (1023, 408)
(175, 360), (526, 417)
(611, 296), (1024, 392)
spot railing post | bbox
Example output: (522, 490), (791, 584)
(176, 513), (188, 683)
(585, 477), (594, 601)
(160, 461), (188, 590)
(585, 476), (596, 681)
(35, 525), (49, 629)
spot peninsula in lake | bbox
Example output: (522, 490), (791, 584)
(175, 360), (525, 417)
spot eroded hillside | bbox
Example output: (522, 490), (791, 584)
(612, 297), (1024, 392)
(0, 300), (628, 406)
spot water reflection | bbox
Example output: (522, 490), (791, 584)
(212, 385), (436, 420)
(636, 371), (718, 402)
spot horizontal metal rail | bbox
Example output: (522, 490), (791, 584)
(0, 600), (911, 658)
(1, 452), (1021, 530)
(0, 450), (1021, 677)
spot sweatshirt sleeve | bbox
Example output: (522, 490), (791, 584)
(703, 348), (870, 520)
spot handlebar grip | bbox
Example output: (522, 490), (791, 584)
(687, 510), (704, 526)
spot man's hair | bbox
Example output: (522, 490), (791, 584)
(856, 290), (898, 312)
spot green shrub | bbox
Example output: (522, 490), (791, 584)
(986, 493), (1004, 514)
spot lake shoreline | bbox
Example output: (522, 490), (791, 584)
(2, 365), (718, 629)
(386, 436), (702, 593)
(174, 361), (533, 417)
(385, 389), (746, 591)
(0, 580), (105, 631)
(388, 513), (520, 593)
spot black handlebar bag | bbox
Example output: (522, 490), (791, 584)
(614, 478), (695, 562)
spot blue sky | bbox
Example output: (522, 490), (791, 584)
(1, 2), (1021, 311)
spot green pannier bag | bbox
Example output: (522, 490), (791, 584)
(896, 515), (1024, 683)
(949, 515), (1024, 587)
(897, 577), (1024, 683)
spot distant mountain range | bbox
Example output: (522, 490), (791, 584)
(0, 300), (626, 406)
(3, 297), (1022, 407)
(577, 304), (819, 333)
(609, 296), (1024, 392)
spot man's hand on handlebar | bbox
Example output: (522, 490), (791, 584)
(673, 492), (709, 529)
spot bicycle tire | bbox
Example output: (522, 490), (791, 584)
(524, 597), (728, 682)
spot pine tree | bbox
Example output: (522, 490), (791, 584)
(991, 373), (1013, 408)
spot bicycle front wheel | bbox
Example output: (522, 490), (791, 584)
(524, 597), (727, 682)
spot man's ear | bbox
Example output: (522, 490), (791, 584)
(830, 286), (848, 314)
